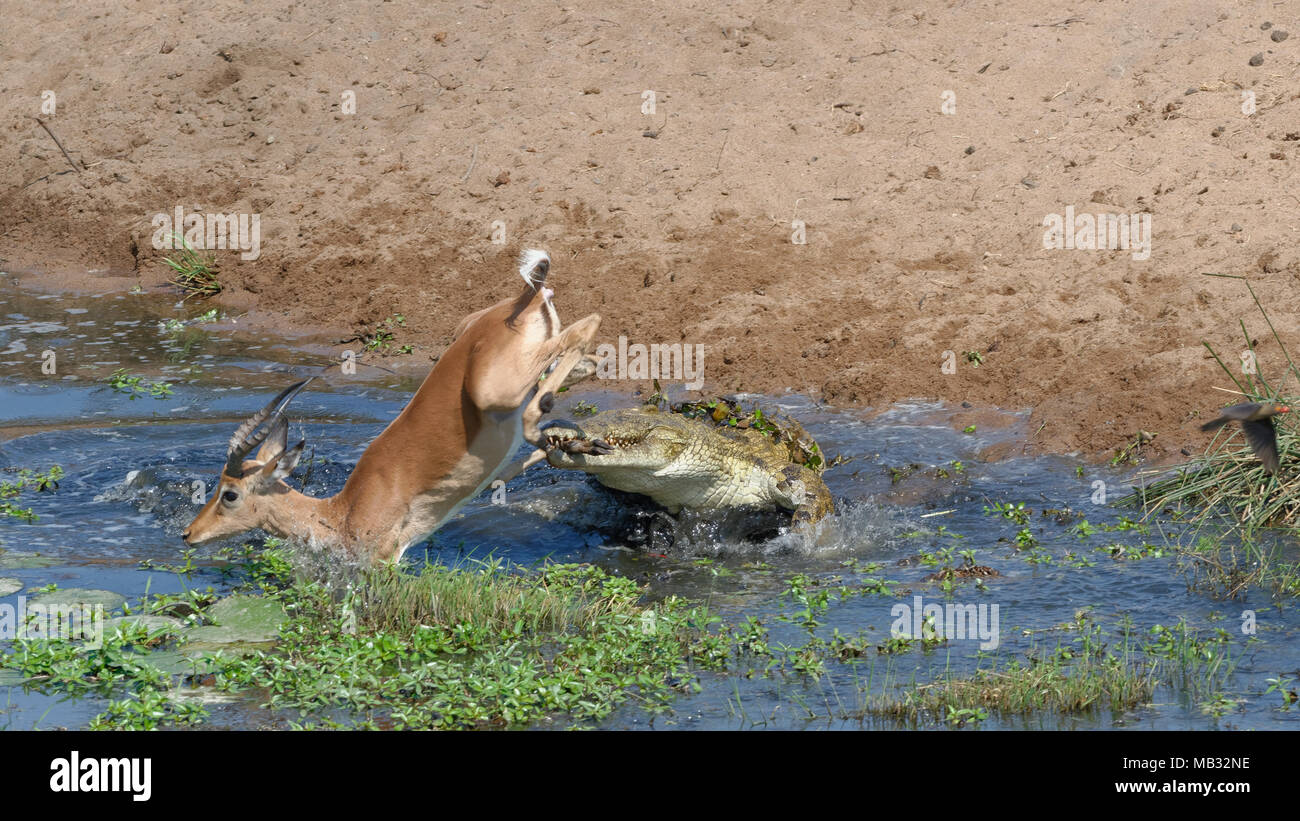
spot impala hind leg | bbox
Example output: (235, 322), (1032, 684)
(465, 313), (601, 415)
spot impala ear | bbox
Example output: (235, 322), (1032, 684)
(255, 417), (290, 464)
(261, 439), (306, 481)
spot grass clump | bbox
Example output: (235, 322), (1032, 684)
(1173, 531), (1300, 599)
(355, 559), (639, 637)
(866, 651), (1155, 725)
(208, 556), (729, 729)
(163, 233), (221, 298)
(864, 625), (1155, 726)
(856, 614), (1242, 729)
(1123, 274), (1300, 529)
(1, 545), (731, 730)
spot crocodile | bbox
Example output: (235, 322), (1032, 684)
(541, 403), (835, 525)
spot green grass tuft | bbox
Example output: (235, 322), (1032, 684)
(163, 232), (221, 298)
(1122, 274), (1300, 530)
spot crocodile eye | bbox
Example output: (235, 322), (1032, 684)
(222, 489), (239, 503)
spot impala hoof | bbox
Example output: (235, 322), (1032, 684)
(557, 436), (612, 456)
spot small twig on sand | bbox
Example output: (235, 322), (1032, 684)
(1211, 386), (1249, 397)
(1031, 16), (1084, 28)
(461, 144), (478, 182)
(22, 169), (78, 189)
(30, 116), (82, 173)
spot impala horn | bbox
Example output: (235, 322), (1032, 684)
(224, 378), (314, 477)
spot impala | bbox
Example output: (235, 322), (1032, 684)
(182, 250), (601, 563)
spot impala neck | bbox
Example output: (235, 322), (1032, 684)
(261, 486), (345, 550)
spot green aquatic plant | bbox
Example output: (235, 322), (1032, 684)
(0, 466), (62, 523)
(1264, 675), (1297, 710)
(212, 559), (728, 728)
(106, 369), (173, 400)
(5, 619), (209, 730)
(354, 315), (412, 355)
(984, 501), (1030, 525)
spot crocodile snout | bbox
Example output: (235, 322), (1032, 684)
(541, 420), (614, 457)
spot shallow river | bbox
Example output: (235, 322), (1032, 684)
(0, 281), (1296, 730)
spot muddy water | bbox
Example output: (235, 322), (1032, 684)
(0, 281), (1296, 730)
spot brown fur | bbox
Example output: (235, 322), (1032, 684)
(183, 259), (601, 563)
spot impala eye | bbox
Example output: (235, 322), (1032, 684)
(222, 489), (239, 503)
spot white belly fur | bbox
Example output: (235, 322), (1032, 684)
(391, 403), (527, 562)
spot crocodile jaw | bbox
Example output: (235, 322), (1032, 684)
(543, 420), (682, 473)
(543, 419), (786, 512)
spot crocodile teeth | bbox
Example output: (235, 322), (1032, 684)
(545, 434), (576, 449)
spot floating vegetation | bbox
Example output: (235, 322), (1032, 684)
(106, 369), (173, 400)
(341, 314), (413, 355)
(213, 558), (730, 729)
(0, 466), (62, 523)
(667, 393), (838, 470)
(0, 546), (736, 730)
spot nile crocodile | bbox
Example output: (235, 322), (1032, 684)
(541, 402), (835, 525)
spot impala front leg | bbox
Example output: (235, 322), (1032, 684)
(496, 355), (593, 486)
(520, 313), (601, 445)
(559, 352), (603, 390)
(523, 348), (590, 447)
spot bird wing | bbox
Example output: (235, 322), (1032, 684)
(1240, 418), (1280, 474)
(1219, 402), (1265, 420)
(1202, 402), (1264, 432)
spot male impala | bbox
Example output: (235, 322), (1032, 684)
(182, 250), (601, 563)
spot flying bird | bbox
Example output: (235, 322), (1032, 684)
(1200, 401), (1291, 474)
